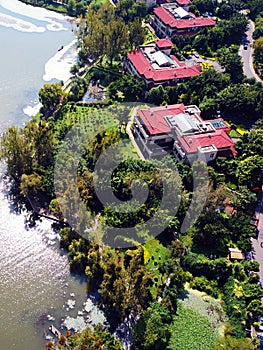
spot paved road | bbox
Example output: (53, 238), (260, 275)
(239, 20), (262, 83)
(251, 190), (263, 284)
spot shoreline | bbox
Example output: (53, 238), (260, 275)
(18, 0), (71, 16)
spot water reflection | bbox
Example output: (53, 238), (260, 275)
(0, 171), (87, 349)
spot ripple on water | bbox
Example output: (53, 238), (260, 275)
(0, 175), (87, 350)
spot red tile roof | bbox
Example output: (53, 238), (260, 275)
(178, 131), (236, 155)
(175, 0), (192, 5)
(127, 49), (200, 82)
(155, 38), (173, 48)
(137, 104), (185, 135)
(136, 105), (236, 156)
(154, 7), (175, 25)
(154, 7), (216, 29)
(170, 54), (185, 66)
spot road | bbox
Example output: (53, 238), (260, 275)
(251, 189), (263, 285)
(239, 20), (262, 83)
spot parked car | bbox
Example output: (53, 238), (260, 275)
(194, 51), (200, 58)
(245, 252), (253, 260)
(250, 218), (259, 226)
(254, 228), (259, 238)
(257, 335), (263, 345)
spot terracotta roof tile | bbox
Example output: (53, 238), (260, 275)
(154, 7), (216, 29)
(127, 49), (200, 82)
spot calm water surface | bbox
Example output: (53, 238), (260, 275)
(0, 1), (88, 349)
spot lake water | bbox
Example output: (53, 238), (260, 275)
(0, 1), (90, 349)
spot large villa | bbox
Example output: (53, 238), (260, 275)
(132, 103), (236, 162)
(151, 3), (216, 37)
(124, 38), (201, 89)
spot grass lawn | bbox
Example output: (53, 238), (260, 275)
(46, 3), (68, 14)
(143, 238), (169, 298)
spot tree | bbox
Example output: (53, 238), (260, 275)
(76, 8), (107, 62)
(217, 48), (244, 83)
(213, 335), (254, 350)
(115, 0), (147, 23)
(128, 19), (145, 50)
(217, 84), (258, 118)
(39, 83), (67, 117)
(69, 326), (122, 349)
(147, 85), (168, 105)
(236, 155), (263, 188)
(20, 173), (43, 196)
(67, 0), (75, 16)
(254, 36), (263, 63)
(106, 20), (128, 65)
(191, 0), (216, 14)
(75, 2), (86, 17)
(0, 126), (33, 179)
(132, 302), (172, 350)
(107, 74), (145, 101)
(247, 299), (263, 318)
(99, 247), (152, 322)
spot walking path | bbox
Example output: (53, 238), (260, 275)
(126, 106), (145, 160)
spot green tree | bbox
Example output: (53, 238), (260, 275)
(213, 335), (254, 350)
(106, 20), (128, 65)
(67, 0), (75, 16)
(247, 299), (263, 318)
(69, 325), (122, 349)
(147, 85), (168, 105)
(39, 83), (67, 117)
(128, 19), (145, 50)
(254, 36), (263, 63)
(217, 48), (244, 83)
(75, 2), (86, 17)
(0, 126), (33, 179)
(107, 74), (145, 101)
(132, 302), (172, 350)
(20, 173), (43, 196)
(236, 155), (263, 188)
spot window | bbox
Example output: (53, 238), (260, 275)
(210, 153), (214, 158)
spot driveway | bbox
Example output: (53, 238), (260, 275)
(239, 20), (262, 83)
(251, 189), (263, 284)
(185, 54), (224, 73)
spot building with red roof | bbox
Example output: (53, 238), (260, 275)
(157, 0), (192, 11)
(151, 3), (215, 37)
(132, 104), (236, 161)
(124, 39), (201, 89)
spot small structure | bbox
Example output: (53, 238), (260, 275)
(228, 248), (245, 261)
